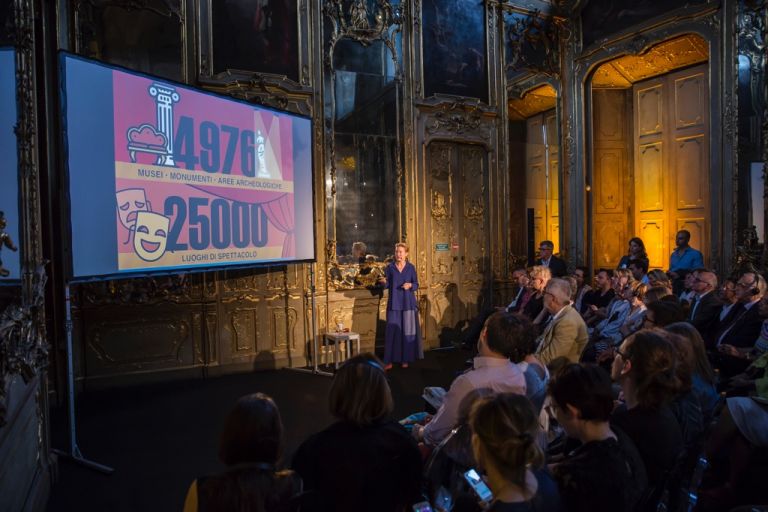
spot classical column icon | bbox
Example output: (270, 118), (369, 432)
(256, 130), (270, 178)
(149, 83), (180, 166)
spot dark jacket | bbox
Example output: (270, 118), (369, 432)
(536, 255), (567, 277)
(689, 292), (722, 346)
(714, 301), (764, 349)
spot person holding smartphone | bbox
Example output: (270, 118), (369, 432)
(465, 393), (562, 511)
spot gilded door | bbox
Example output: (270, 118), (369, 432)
(592, 89), (631, 269)
(426, 142), (489, 344)
(634, 64), (710, 269)
(526, 111), (559, 253)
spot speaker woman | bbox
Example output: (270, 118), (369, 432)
(378, 242), (423, 370)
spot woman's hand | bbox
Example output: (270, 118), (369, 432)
(402, 282), (412, 290)
(377, 277), (387, 285)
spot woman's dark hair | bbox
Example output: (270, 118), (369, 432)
(659, 331), (693, 395)
(664, 322), (716, 386)
(628, 237), (648, 259)
(548, 363), (614, 422)
(646, 300), (685, 327)
(329, 353), (393, 425)
(219, 393), (284, 466)
(470, 393), (543, 494)
(201, 393), (298, 512)
(622, 330), (682, 408)
(485, 311), (536, 362)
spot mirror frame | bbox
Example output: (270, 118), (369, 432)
(323, 0), (406, 289)
(0, 0), (48, 427)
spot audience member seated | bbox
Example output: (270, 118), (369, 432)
(713, 272), (766, 353)
(643, 285), (671, 305)
(618, 282), (648, 341)
(589, 274), (633, 342)
(718, 278), (739, 326)
(644, 300), (685, 329)
(715, 293), (768, 378)
(664, 322), (719, 424)
(628, 258), (650, 285)
(506, 268), (531, 313)
(548, 364), (647, 512)
(663, 330), (705, 449)
(679, 271), (697, 304)
(618, 237), (649, 270)
(571, 266), (591, 313)
(463, 393), (562, 511)
(413, 312), (527, 447)
(647, 269), (673, 295)
(610, 331), (684, 496)
(292, 354), (422, 512)
(534, 279), (588, 367)
(183, 393), (302, 512)
(687, 269), (722, 346)
(522, 266), (551, 323)
(462, 268), (529, 348)
(580, 269), (615, 321)
(507, 319), (549, 413)
(536, 240), (567, 278)
(701, 350), (768, 510)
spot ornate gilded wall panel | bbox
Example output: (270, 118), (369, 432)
(640, 219), (666, 269)
(676, 136), (706, 209)
(270, 306), (298, 350)
(637, 143), (664, 212)
(84, 310), (194, 376)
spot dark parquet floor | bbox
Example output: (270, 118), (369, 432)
(47, 348), (467, 511)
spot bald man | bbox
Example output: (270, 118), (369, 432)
(688, 269), (722, 345)
(535, 278), (588, 365)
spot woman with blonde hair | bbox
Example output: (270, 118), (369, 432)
(467, 393), (561, 511)
(378, 242), (423, 369)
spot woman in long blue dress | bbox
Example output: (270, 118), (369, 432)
(378, 243), (423, 370)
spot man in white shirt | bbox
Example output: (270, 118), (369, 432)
(413, 311), (527, 446)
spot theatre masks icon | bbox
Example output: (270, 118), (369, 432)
(133, 211), (170, 262)
(117, 188), (152, 235)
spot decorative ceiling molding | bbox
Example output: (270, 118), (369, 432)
(199, 71), (313, 117)
(591, 33), (709, 88)
(508, 84), (557, 120)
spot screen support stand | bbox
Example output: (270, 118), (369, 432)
(52, 283), (115, 474)
(288, 263), (332, 377)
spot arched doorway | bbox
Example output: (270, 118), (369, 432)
(588, 34), (710, 270)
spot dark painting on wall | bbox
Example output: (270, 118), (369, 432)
(503, 11), (560, 80)
(422, 0), (487, 102)
(580, 0), (709, 48)
(213, 0), (299, 81)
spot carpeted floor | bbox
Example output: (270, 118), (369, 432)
(47, 348), (468, 511)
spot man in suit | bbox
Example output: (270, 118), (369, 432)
(714, 272), (767, 377)
(535, 278), (588, 366)
(536, 240), (567, 278)
(688, 269), (722, 345)
(714, 272), (766, 350)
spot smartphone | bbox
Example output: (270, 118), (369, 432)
(464, 468), (494, 503)
(412, 501), (434, 512)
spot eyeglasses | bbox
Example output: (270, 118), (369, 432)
(539, 247), (552, 252)
(644, 317), (656, 326)
(616, 348), (629, 359)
